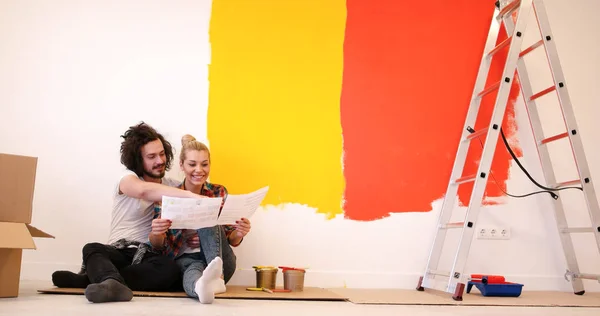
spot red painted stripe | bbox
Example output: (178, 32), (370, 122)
(340, 0), (521, 220)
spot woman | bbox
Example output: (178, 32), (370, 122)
(149, 134), (251, 304)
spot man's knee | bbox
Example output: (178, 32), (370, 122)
(82, 242), (108, 260)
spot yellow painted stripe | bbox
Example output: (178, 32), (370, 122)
(207, 0), (346, 218)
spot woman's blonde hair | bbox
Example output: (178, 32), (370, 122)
(180, 134), (210, 162)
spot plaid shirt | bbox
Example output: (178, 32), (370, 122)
(152, 181), (237, 259)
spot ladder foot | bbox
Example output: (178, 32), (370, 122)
(575, 290), (585, 296)
(416, 276), (425, 291)
(452, 283), (465, 301)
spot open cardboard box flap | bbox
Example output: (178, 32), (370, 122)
(0, 222), (54, 249)
(27, 223), (54, 238)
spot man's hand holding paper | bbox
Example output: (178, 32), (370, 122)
(160, 196), (223, 229)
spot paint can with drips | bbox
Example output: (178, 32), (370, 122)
(254, 266), (278, 289)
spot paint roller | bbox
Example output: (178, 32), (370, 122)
(470, 274), (506, 284)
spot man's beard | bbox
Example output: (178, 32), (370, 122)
(144, 166), (165, 179)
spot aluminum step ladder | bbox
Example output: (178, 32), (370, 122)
(416, 0), (600, 301)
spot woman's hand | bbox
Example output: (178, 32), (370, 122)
(151, 218), (171, 236)
(234, 218), (251, 238)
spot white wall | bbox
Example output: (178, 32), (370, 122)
(1, 0), (599, 292)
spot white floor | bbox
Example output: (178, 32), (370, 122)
(0, 281), (598, 316)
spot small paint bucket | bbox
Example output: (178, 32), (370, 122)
(255, 266), (278, 289)
(283, 269), (305, 292)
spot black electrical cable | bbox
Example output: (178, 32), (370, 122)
(466, 126), (583, 200)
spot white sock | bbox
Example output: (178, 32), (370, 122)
(194, 257), (223, 304)
(213, 277), (227, 294)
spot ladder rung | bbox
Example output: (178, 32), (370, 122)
(498, 0), (521, 19)
(540, 132), (568, 145)
(530, 85), (556, 101)
(572, 273), (600, 281)
(565, 270), (600, 282)
(560, 227), (596, 233)
(465, 127), (488, 142)
(488, 37), (512, 58)
(554, 179), (581, 188)
(441, 222), (465, 229)
(455, 174), (476, 185)
(428, 270), (451, 278)
(520, 39), (543, 58)
(478, 81), (500, 98)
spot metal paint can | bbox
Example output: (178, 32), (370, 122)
(283, 269), (305, 292)
(255, 266), (278, 289)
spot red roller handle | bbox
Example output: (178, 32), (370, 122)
(470, 274), (506, 284)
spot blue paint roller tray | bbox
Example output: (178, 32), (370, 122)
(466, 281), (524, 297)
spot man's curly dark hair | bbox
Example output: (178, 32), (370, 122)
(119, 122), (174, 177)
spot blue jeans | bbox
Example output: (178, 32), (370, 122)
(175, 225), (237, 298)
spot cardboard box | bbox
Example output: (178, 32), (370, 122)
(0, 153), (53, 298)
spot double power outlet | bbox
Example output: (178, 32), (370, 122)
(477, 227), (511, 240)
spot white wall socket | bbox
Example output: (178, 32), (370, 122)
(499, 228), (511, 239)
(477, 227), (511, 240)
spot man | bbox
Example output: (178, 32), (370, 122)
(52, 122), (204, 303)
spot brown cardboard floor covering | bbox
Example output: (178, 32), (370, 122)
(38, 285), (347, 301)
(329, 288), (600, 307)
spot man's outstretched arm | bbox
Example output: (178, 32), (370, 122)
(119, 174), (202, 202)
